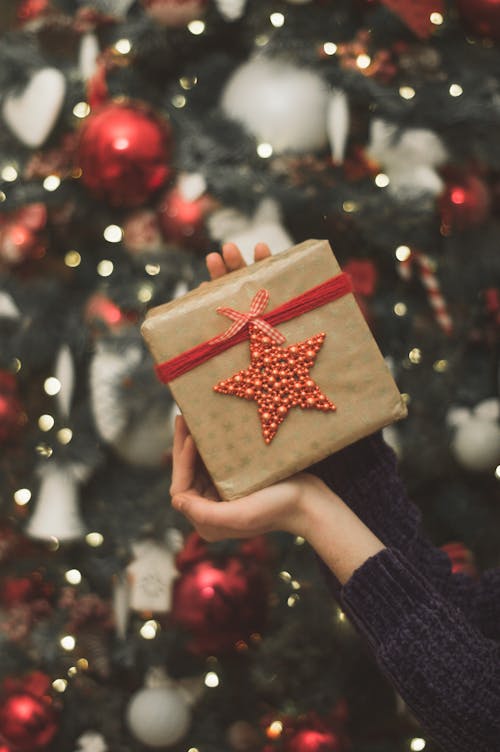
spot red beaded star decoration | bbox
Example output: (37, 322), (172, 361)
(214, 322), (336, 444)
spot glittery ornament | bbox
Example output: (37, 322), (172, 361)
(214, 322), (336, 444)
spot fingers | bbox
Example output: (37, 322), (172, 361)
(170, 415), (197, 496)
(171, 487), (274, 540)
(205, 242), (272, 281)
(205, 252), (227, 280)
(254, 242), (271, 262)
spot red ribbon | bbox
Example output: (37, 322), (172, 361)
(155, 271), (353, 384)
(212, 288), (286, 345)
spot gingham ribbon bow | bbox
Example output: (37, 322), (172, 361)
(211, 288), (286, 345)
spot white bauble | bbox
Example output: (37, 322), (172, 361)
(3, 68), (66, 148)
(221, 57), (329, 153)
(126, 676), (191, 748)
(451, 418), (500, 472)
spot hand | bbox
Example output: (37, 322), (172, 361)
(170, 414), (330, 542)
(205, 241), (271, 280)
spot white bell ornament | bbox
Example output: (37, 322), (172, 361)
(26, 463), (87, 541)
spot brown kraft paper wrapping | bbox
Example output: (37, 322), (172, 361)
(141, 239), (407, 500)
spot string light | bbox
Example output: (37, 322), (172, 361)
(57, 428), (73, 445)
(204, 671), (220, 687)
(337, 609), (346, 622)
(0, 191), (6, 201)
(73, 101), (91, 118)
(395, 245), (411, 261)
(295, 535), (305, 545)
(145, 263), (161, 276)
(76, 658), (89, 670)
(257, 142), (273, 158)
(14, 488), (31, 506)
(430, 11), (444, 25)
(67, 666), (78, 677)
(86, 532), (104, 547)
(342, 200), (358, 213)
(291, 580), (301, 590)
(449, 83), (463, 97)
(38, 414), (55, 431)
(279, 571), (292, 582)
(172, 95), (187, 108)
(323, 42), (337, 55)
(410, 739), (426, 752)
(287, 594), (299, 607)
(433, 359), (448, 373)
(36, 443), (53, 457)
(399, 86), (416, 100)
(255, 34), (270, 47)
(394, 302), (407, 317)
(270, 12), (285, 27)
(48, 536), (60, 551)
(375, 173), (390, 188)
(97, 260), (114, 277)
(137, 284), (153, 303)
(408, 348), (422, 364)
(188, 19), (205, 35)
(65, 250), (81, 267)
(52, 679), (67, 692)
(356, 54), (371, 69)
(114, 38), (132, 54)
(60, 635), (76, 651)
(180, 76), (198, 90)
(44, 377), (61, 396)
(103, 224), (123, 243)
(495, 465), (500, 480)
(140, 620), (159, 639)
(266, 721), (283, 739)
(65, 569), (82, 585)
(12, 358), (22, 373)
(43, 175), (60, 191)
(1, 165), (18, 182)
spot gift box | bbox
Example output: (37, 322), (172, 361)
(141, 239), (407, 500)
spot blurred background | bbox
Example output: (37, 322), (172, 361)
(0, 1), (499, 750)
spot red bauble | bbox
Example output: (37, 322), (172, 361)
(286, 729), (342, 752)
(441, 541), (478, 578)
(0, 693), (57, 751)
(0, 371), (25, 444)
(286, 729), (341, 752)
(158, 186), (216, 248)
(172, 535), (269, 655)
(84, 293), (137, 333)
(77, 103), (172, 208)
(0, 204), (47, 266)
(439, 176), (490, 231)
(141, 0), (208, 27)
(456, 0), (500, 40)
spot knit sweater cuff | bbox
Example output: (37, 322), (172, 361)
(340, 547), (440, 648)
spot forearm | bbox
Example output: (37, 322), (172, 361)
(300, 481), (386, 585)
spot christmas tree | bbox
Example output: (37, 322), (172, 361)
(1, 0), (499, 750)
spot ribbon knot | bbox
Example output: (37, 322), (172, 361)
(210, 289), (286, 345)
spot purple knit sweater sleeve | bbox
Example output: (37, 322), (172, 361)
(341, 548), (500, 752)
(310, 436), (500, 750)
(310, 433), (500, 641)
